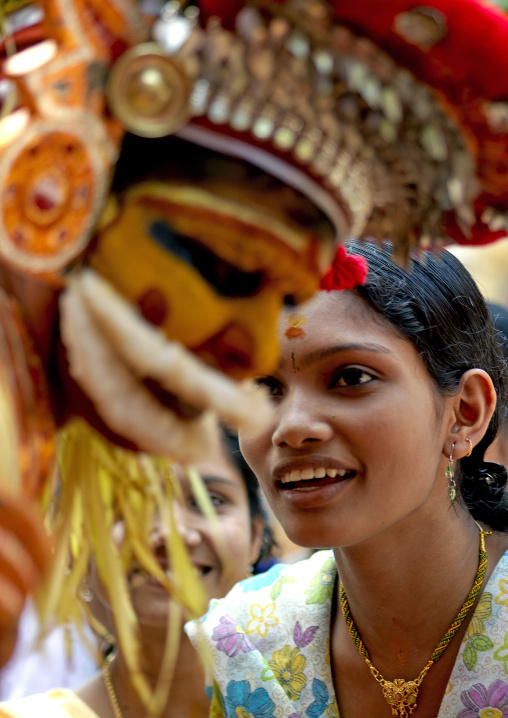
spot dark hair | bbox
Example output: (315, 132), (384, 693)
(222, 429), (276, 570)
(347, 239), (508, 531)
(489, 303), (508, 425)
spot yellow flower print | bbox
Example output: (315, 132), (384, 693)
(325, 701), (339, 718)
(495, 579), (508, 609)
(246, 603), (279, 638)
(466, 593), (493, 638)
(267, 646), (306, 701)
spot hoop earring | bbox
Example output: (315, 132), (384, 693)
(446, 443), (456, 501)
(465, 437), (473, 457)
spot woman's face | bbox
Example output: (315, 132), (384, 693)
(240, 290), (456, 550)
(94, 450), (263, 628)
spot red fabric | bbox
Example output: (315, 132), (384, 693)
(320, 245), (369, 291)
(333, 0), (508, 100)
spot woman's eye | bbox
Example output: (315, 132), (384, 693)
(208, 493), (226, 508)
(331, 367), (374, 388)
(254, 376), (283, 398)
(188, 493), (226, 511)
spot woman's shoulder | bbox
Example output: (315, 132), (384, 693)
(217, 550), (334, 610)
(0, 689), (100, 718)
(186, 549), (336, 650)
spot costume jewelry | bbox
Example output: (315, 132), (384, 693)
(339, 522), (491, 718)
(446, 442), (456, 501)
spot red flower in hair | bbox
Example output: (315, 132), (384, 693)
(319, 245), (368, 291)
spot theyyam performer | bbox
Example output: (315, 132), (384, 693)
(0, 0), (507, 703)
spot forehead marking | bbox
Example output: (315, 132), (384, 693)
(285, 311), (306, 339)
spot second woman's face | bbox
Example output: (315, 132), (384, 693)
(240, 290), (455, 550)
(99, 451), (262, 628)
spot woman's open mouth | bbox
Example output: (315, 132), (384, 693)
(277, 466), (356, 491)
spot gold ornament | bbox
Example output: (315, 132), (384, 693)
(102, 655), (124, 718)
(107, 43), (192, 138)
(339, 522), (490, 717)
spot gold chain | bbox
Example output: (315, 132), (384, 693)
(102, 654), (124, 718)
(339, 523), (490, 717)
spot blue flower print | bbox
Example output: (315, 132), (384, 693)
(306, 679), (329, 718)
(241, 564), (285, 592)
(225, 680), (276, 718)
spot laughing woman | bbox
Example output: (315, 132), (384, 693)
(0, 431), (271, 718)
(188, 241), (508, 718)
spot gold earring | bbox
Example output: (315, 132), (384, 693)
(446, 443), (456, 501)
(465, 437), (473, 457)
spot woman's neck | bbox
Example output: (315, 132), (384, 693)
(111, 630), (209, 718)
(332, 506), (490, 677)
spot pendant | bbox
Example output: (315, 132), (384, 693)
(380, 678), (420, 717)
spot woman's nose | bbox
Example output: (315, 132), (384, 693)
(170, 502), (202, 547)
(272, 389), (333, 449)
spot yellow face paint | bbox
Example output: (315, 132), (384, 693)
(88, 183), (330, 378)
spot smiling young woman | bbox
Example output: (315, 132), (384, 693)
(0, 431), (272, 718)
(187, 242), (508, 718)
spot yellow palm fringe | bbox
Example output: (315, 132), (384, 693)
(37, 418), (209, 712)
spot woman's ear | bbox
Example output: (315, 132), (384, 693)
(249, 516), (266, 568)
(446, 368), (497, 459)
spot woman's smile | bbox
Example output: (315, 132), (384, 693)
(241, 289), (453, 549)
(272, 456), (356, 508)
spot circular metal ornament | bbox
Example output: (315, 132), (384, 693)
(0, 119), (107, 275)
(107, 42), (192, 138)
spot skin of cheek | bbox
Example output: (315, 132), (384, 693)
(269, 399), (448, 551)
(207, 516), (257, 600)
(240, 296), (454, 551)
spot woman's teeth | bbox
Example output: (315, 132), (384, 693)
(280, 467), (350, 484)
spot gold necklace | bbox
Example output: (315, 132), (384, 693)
(102, 654), (124, 718)
(339, 523), (490, 718)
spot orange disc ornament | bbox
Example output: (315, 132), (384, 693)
(0, 121), (109, 275)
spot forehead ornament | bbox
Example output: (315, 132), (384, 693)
(285, 311), (307, 340)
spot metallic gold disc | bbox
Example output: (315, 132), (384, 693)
(107, 42), (192, 138)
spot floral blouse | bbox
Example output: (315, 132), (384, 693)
(187, 549), (508, 718)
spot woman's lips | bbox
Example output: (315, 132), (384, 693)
(273, 459), (356, 491)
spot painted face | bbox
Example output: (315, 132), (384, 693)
(88, 180), (332, 380)
(93, 449), (262, 628)
(43, 134), (339, 461)
(240, 290), (455, 550)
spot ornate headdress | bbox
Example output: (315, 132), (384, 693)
(0, 0), (507, 278)
(1, 0), (507, 704)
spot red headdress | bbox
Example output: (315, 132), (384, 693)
(0, 0), (507, 284)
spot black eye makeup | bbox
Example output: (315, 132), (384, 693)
(149, 220), (265, 298)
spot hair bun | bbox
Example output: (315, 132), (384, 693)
(477, 461), (508, 488)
